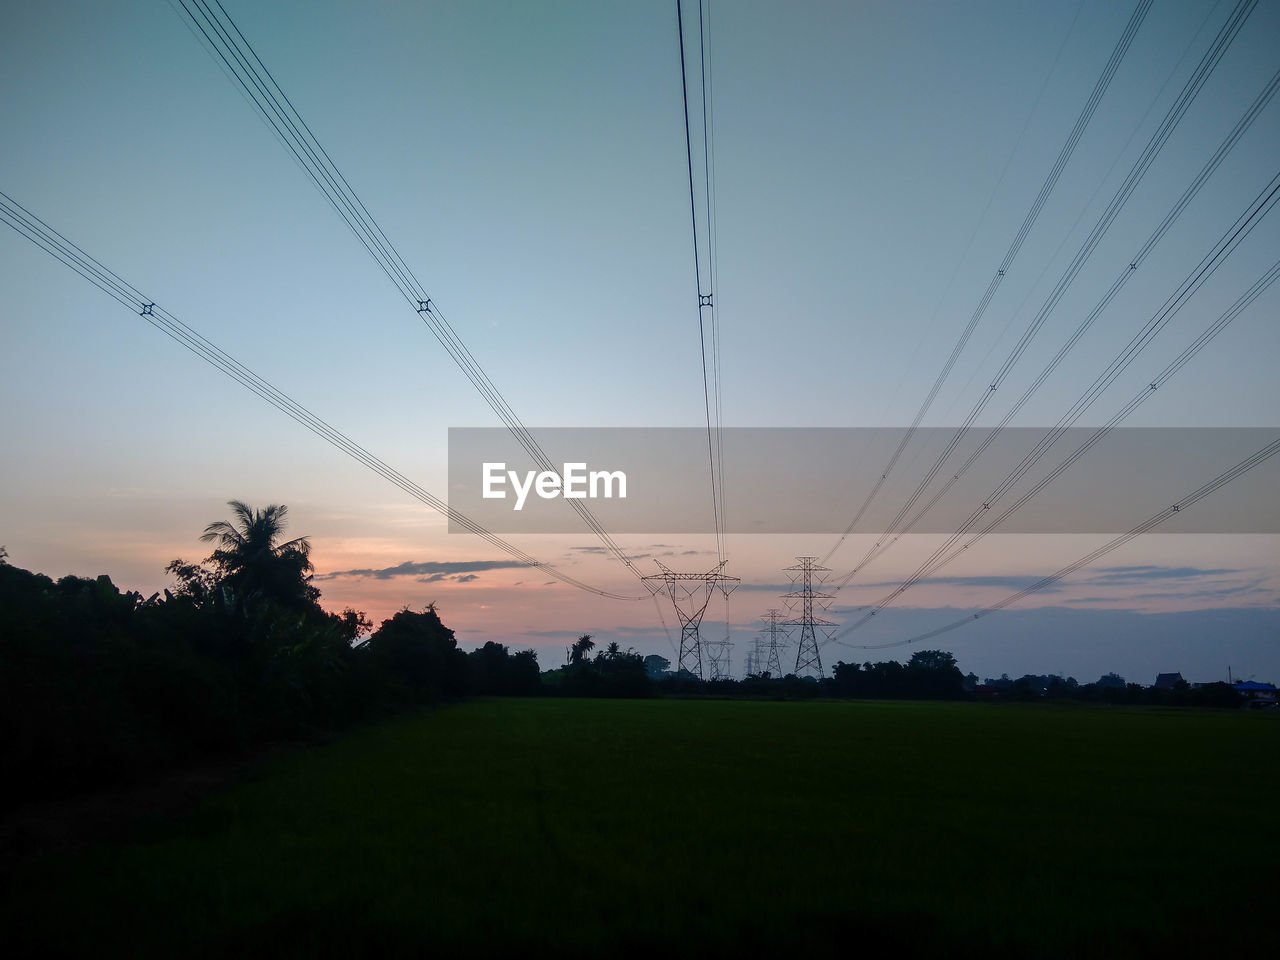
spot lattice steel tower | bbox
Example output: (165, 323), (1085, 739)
(761, 608), (787, 678)
(743, 629), (763, 677)
(705, 636), (733, 681)
(643, 560), (739, 679)
(782, 558), (835, 678)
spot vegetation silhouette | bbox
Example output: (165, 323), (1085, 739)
(198, 500), (319, 610)
(0, 502), (538, 807)
(0, 503), (1255, 808)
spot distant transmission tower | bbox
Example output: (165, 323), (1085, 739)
(783, 558), (835, 678)
(705, 636), (733, 680)
(644, 560), (739, 679)
(708, 591), (734, 680)
(761, 608), (788, 678)
(744, 628), (763, 677)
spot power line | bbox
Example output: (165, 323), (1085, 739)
(170, 0), (648, 587)
(849, 63), (1280, 577)
(867, 0), (1093, 442)
(832, 191), (1280, 641)
(820, 0), (1156, 567)
(0, 191), (644, 602)
(676, 0), (726, 564)
(935, 0), (1227, 427)
(827, 0), (1258, 584)
(837, 434), (1280, 652)
(701, 0), (727, 567)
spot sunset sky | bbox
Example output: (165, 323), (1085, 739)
(2, 0), (1278, 683)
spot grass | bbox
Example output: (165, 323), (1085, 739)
(2, 698), (1276, 957)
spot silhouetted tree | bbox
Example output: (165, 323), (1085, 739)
(568, 633), (595, 665)
(199, 500), (319, 609)
(643, 654), (671, 679)
(364, 603), (467, 702)
(466, 641), (542, 696)
(908, 649), (957, 672)
(334, 607), (374, 645)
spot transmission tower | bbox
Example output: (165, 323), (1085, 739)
(707, 590), (734, 680)
(705, 636), (733, 681)
(643, 560), (739, 679)
(743, 628), (763, 678)
(761, 608), (788, 678)
(783, 558), (835, 678)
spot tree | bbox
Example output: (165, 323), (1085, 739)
(643, 654), (671, 679)
(908, 650), (958, 672)
(199, 500), (318, 609)
(333, 607), (373, 645)
(364, 603), (467, 701)
(164, 558), (219, 604)
(568, 633), (595, 665)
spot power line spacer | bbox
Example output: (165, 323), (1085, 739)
(140, 303), (155, 316)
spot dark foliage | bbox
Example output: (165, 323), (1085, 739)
(827, 650), (966, 700)
(362, 605), (468, 703)
(0, 504), (547, 808)
(544, 639), (650, 698)
(1, 501), (1253, 808)
(467, 641), (541, 696)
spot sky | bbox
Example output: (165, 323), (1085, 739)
(2, 0), (1278, 683)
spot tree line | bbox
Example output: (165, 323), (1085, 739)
(0, 501), (1254, 806)
(0, 503), (539, 807)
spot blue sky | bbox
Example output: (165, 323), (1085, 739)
(1, 0), (1277, 680)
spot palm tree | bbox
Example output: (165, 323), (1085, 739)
(200, 500), (317, 608)
(568, 633), (595, 665)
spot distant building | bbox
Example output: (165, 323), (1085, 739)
(1154, 672), (1184, 690)
(1233, 680), (1277, 702)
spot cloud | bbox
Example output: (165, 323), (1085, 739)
(568, 544), (706, 561)
(1126, 578), (1267, 602)
(856, 574), (1070, 593)
(414, 570), (483, 586)
(1083, 565), (1243, 585)
(317, 559), (529, 581)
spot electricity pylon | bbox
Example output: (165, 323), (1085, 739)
(782, 558), (835, 678)
(761, 608), (788, 678)
(705, 636), (733, 680)
(744, 630), (763, 677)
(643, 560), (739, 679)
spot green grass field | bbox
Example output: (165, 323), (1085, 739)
(3, 698), (1276, 957)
